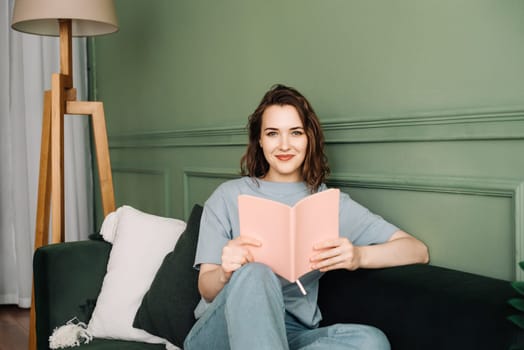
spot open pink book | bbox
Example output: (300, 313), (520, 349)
(238, 188), (340, 285)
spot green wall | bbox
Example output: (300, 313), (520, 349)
(92, 0), (524, 281)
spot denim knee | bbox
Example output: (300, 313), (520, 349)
(226, 262), (283, 307)
(230, 262), (280, 288)
(330, 324), (390, 350)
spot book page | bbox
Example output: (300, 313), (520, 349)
(238, 195), (293, 281)
(294, 189), (340, 279)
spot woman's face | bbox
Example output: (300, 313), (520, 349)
(259, 104), (308, 182)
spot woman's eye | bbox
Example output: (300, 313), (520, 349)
(266, 131), (277, 137)
(291, 130), (304, 136)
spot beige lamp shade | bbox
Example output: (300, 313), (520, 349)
(11, 0), (118, 37)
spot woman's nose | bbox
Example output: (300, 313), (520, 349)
(279, 135), (290, 150)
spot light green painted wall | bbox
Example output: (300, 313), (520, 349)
(92, 0), (524, 281)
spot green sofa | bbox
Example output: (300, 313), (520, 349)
(34, 205), (524, 350)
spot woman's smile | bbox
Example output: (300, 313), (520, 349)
(276, 154), (294, 161)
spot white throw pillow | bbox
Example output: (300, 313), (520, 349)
(99, 210), (118, 243)
(87, 205), (186, 346)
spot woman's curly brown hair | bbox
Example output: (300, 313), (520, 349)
(240, 84), (330, 192)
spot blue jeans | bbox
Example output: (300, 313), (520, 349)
(183, 263), (390, 350)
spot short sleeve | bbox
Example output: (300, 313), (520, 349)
(193, 186), (233, 268)
(339, 192), (398, 246)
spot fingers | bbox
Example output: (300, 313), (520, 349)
(221, 250), (251, 273)
(236, 235), (262, 247)
(310, 250), (349, 271)
(313, 237), (347, 250)
(221, 235), (261, 274)
(312, 253), (354, 272)
(310, 238), (360, 272)
(311, 237), (351, 260)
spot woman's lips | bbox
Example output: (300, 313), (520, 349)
(276, 155), (294, 161)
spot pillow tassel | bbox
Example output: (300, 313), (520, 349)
(49, 317), (93, 349)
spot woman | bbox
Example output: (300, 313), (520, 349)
(184, 84), (429, 350)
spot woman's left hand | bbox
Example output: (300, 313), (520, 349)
(310, 237), (361, 272)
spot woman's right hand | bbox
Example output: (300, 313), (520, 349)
(220, 236), (261, 282)
(198, 236), (262, 302)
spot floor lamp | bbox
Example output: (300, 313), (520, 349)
(11, 1), (119, 349)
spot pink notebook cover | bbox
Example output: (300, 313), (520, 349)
(238, 188), (340, 282)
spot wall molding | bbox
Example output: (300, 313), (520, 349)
(182, 168), (239, 216)
(327, 173), (520, 198)
(112, 164), (172, 217)
(109, 108), (524, 148)
(182, 168), (524, 279)
(329, 173), (524, 280)
(110, 126), (247, 148)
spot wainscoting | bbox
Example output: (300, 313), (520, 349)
(105, 108), (524, 281)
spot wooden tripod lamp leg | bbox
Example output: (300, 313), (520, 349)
(29, 90), (52, 350)
(91, 102), (116, 215)
(51, 73), (65, 244)
(34, 91), (53, 256)
(67, 101), (116, 215)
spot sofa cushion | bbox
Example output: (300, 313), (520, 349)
(318, 264), (524, 350)
(87, 206), (186, 346)
(133, 204), (203, 348)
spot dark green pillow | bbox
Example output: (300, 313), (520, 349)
(133, 204), (203, 348)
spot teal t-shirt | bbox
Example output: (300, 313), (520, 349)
(194, 177), (398, 327)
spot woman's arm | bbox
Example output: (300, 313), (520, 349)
(358, 230), (429, 268)
(198, 236), (261, 302)
(310, 230), (429, 272)
(198, 263), (230, 302)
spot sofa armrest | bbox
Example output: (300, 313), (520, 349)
(318, 264), (524, 350)
(33, 239), (111, 350)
